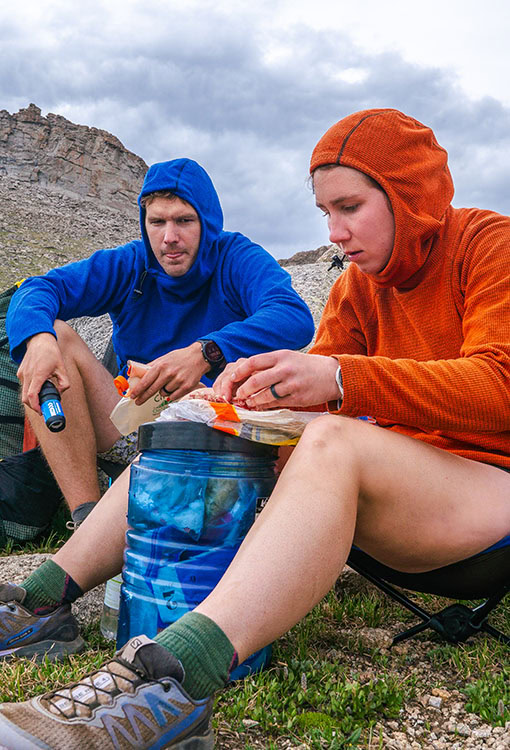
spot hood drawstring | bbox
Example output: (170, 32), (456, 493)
(132, 269), (148, 297)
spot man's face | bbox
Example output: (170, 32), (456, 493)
(145, 196), (201, 277)
(314, 166), (395, 276)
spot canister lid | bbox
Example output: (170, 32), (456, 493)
(137, 421), (278, 457)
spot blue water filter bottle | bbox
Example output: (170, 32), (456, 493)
(117, 421), (278, 680)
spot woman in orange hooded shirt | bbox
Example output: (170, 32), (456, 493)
(206, 108), (510, 662)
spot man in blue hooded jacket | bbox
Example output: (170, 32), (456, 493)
(6, 158), (314, 527)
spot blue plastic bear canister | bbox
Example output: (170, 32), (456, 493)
(117, 421), (278, 679)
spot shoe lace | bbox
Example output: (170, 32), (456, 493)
(45, 657), (171, 719)
(46, 658), (140, 718)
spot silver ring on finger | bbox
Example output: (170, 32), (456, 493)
(270, 383), (284, 399)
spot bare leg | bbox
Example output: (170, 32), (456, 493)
(197, 415), (510, 662)
(26, 321), (122, 512)
(52, 465), (132, 590)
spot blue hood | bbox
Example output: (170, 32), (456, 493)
(138, 158), (224, 298)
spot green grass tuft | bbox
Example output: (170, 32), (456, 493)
(463, 667), (510, 726)
(217, 655), (414, 748)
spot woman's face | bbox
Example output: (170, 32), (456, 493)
(313, 166), (395, 275)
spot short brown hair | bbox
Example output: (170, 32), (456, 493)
(310, 164), (384, 193)
(140, 190), (181, 209)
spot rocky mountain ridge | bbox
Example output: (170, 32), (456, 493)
(0, 104), (147, 211)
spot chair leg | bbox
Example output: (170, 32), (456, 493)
(347, 560), (433, 622)
(347, 560), (509, 646)
(480, 622), (510, 646)
(392, 621), (431, 645)
(389, 601), (508, 646)
(470, 588), (509, 627)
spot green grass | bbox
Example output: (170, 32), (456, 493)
(218, 652), (415, 747)
(1, 528), (509, 747)
(0, 624), (115, 704)
(463, 667), (510, 726)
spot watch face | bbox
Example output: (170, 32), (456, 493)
(202, 340), (224, 364)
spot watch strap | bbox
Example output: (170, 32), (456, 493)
(197, 339), (226, 378)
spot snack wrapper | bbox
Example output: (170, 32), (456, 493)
(156, 397), (323, 445)
(109, 360), (171, 435)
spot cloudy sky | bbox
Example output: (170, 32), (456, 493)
(2, 0), (510, 258)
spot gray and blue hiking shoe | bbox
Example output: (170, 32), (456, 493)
(0, 583), (85, 661)
(0, 635), (214, 749)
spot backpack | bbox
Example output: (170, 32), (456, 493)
(0, 447), (63, 547)
(0, 283), (64, 546)
(0, 283), (25, 458)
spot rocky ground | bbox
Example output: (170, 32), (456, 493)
(0, 176), (139, 289)
(3, 554), (508, 749)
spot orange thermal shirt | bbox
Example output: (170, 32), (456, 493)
(309, 109), (510, 467)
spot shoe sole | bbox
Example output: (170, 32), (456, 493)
(0, 715), (214, 749)
(0, 635), (86, 662)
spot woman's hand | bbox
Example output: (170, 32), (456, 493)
(213, 350), (341, 409)
(212, 359), (248, 402)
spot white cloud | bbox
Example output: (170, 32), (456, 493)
(1, 0), (509, 258)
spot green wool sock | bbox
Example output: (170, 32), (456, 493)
(22, 559), (83, 613)
(154, 612), (237, 700)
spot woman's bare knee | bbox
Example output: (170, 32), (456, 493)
(297, 414), (371, 466)
(301, 413), (350, 444)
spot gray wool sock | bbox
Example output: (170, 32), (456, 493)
(71, 501), (97, 525)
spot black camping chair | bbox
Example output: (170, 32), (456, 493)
(347, 541), (510, 647)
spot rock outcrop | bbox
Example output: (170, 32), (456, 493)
(280, 243), (344, 267)
(0, 104), (147, 210)
(279, 244), (331, 266)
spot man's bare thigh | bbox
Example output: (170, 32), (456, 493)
(56, 322), (122, 451)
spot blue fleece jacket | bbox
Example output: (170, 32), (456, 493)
(7, 159), (314, 383)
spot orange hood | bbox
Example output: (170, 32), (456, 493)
(310, 109), (455, 288)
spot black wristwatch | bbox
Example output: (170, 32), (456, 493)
(197, 339), (226, 378)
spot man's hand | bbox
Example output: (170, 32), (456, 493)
(128, 342), (210, 405)
(213, 350), (341, 409)
(17, 333), (70, 414)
